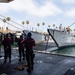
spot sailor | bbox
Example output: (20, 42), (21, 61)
(23, 32), (35, 73)
(18, 35), (25, 61)
(2, 33), (13, 63)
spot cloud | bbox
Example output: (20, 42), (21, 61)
(0, 3), (10, 13)
(63, 0), (75, 4)
(0, 0), (63, 17)
(65, 8), (75, 17)
(29, 1), (63, 17)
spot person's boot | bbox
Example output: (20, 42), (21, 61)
(9, 59), (11, 63)
(4, 59), (6, 63)
(27, 64), (31, 73)
(27, 69), (31, 73)
(31, 66), (33, 70)
(22, 57), (25, 60)
(19, 58), (21, 61)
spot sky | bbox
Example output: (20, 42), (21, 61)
(0, 0), (75, 32)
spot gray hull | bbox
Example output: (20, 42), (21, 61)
(23, 30), (45, 44)
(47, 29), (75, 48)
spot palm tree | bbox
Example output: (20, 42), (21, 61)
(22, 21), (25, 30)
(6, 17), (10, 27)
(6, 17), (10, 31)
(42, 22), (45, 32)
(56, 26), (58, 30)
(26, 20), (29, 30)
(53, 24), (55, 29)
(48, 25), (50, 28)
(37, 23), (40, 31)
(2, 19), (6, 30)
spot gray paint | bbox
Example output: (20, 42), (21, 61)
(23, 30), (45, 43)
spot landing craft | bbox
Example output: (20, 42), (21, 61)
(47, 28), (75, 49)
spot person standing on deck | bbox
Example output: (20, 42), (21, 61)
(2, 33), (13, 63)
(23, 32), (35, 73)
(18, 35), (25, 61)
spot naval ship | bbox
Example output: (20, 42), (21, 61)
(47, 28), (75, 49)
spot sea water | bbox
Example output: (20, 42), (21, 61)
(51, 46), (75, 57)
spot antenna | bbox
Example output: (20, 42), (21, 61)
(69, 22), (75, 27)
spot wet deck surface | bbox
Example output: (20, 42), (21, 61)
(0, 52), (75, 75)
(0, 42), (75, 75)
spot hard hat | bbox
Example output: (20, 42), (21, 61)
(27, 32), (32, 37)
(6, 33), (10, 37)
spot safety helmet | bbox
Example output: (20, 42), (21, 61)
(20, 35), (24, 39)
(27, 32), (32, 37)
(6, 33), (10, 37)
